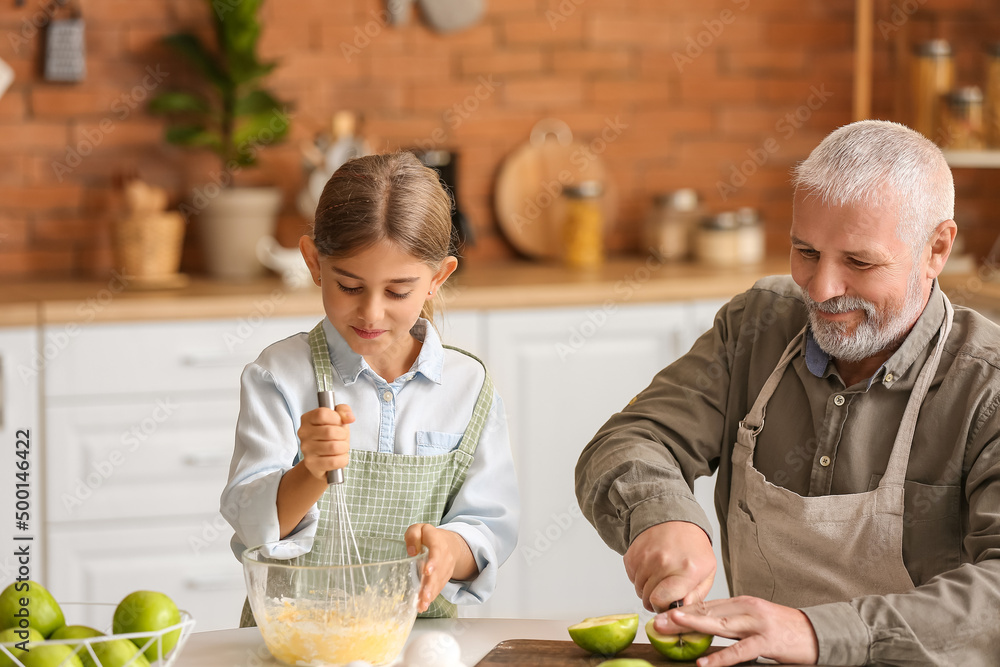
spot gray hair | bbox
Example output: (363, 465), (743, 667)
(790, 120), (955, 255)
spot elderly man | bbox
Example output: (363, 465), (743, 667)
(576, 120), (1000, 666)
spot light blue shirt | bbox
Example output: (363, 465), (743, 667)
(221, 317), (520, 605)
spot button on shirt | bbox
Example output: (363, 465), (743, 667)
(576, 276), (1000, 666)
(221, 318), (520, 605)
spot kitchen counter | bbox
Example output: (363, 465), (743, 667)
(0, 257), (792, 326)
(3, 257), (997, 327)
(176, 618), (833, 666)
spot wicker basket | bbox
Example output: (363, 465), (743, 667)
(113, 212), (185, 280)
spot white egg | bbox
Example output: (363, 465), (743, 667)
(343, 662), (372, 667)
(404, 631), (462, 667)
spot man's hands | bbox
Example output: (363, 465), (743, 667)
(654, 597), (819, 667)
(298, 403), (355, 481)
(404, 524), (478, 613)
(624, 521), (716, 612)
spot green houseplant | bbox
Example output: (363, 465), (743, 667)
(149, 0), (291, 280)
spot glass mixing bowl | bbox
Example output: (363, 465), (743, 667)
(242, 538), (427, 667)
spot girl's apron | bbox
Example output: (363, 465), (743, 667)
(726, 295), (953, 607)
(240, 321), (493, 626)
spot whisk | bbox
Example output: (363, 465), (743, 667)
(316, 390), (366, 605)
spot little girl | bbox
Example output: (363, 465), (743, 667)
(221, 152), (519, 622)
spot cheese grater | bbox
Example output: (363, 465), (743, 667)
(44, 1), (86, 83)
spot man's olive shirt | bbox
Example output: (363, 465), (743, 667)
(576, 276), (1000, 666)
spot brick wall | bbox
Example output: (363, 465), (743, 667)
(0, 0), (997, 278)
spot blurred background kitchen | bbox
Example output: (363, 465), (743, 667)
(1, 0), (1000, 635)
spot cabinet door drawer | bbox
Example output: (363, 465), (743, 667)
(47, 518), (246, 632)
(44, 316), (320, 397)
(46, 398), (238, 522)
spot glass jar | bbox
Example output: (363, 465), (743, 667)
(911, 39), (954, 144)
(941, 86), (985, 150)
(695, 210), (764, 267)
(643, 188), (700, 262)
(736, 207), (765, 264)
(562, 181), (604, 269)
(986, 43), (1000, 148)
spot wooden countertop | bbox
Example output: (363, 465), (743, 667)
(3, 258), (996, 327)
(0, 257), (793, 325)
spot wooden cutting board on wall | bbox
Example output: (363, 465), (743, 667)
(474, 640), (736, 666)
(494, 119), (619, 261)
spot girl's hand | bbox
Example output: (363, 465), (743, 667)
(404, 523), (477, 613)
(296, 403), (355, 481)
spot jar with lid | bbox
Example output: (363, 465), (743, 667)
(911, 39), (954, 143)
(941, 86), (984, 150)
(736, 207), (765, 264)
(695, 209), (764, 267)
(561, 181), (604, 269)
(643, 188), (701, 262)
(986, 43), (1000, 148)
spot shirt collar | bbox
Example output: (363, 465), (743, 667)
(803, 279), (945, 390)
(880, 278), (945, 389)
(320, 317), (444, 386)
(408, 318), (444, 384)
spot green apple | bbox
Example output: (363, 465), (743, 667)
(48, 627), (101, 667)
(645, 618), (713, 662)
(49, 626), (105, 667)
(18, 644), (83, 667)
(0, 581), (65, 638)
(91, 638), (151, 667)
(568, 613), (639, 655)
(598, 660), (654, 667)
(49, 625), (102, 642)
(112, 591), (181, 662)
(0, 626), (44, 667)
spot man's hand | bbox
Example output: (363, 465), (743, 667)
(655, 596), (819, 666)
(623, 521), (716, 612)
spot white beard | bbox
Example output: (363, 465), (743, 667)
(802, 271), (926, 363)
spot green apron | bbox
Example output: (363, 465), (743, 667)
(240, 321), (493, 626)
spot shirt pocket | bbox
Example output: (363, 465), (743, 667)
(869, 474), (963, 586)
(415, 431), (465, 456)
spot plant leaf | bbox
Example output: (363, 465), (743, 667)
(213, 0), (268, 83)
(161, 33), (228, 89)
(149, 92), (212, 114)
(233, 89), (281, 116)
(165, 125), (224, 152)
(231, 110), (291, 160)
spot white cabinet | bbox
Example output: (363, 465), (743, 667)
(436, 310), (484, 354)
(47, 522), (245, 630)
(43, 316), (320, 631)
(472, 301), (725, 619)
(0, 328), (42, 587)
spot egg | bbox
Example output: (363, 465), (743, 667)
(344, 662), (373, 667)
(403, 631), (462, 667)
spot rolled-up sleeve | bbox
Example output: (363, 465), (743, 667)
(220, 363), (318, 560)
(574, 297), (742, 554)
(437, 391), (520, 604)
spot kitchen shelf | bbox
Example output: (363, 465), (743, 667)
(941, 150), (1000, 169)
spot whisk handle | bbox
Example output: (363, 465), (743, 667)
(317, 390), (346, 485)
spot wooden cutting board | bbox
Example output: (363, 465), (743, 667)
(494, 119), (618, 260)
(473, 640), (740, 666)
